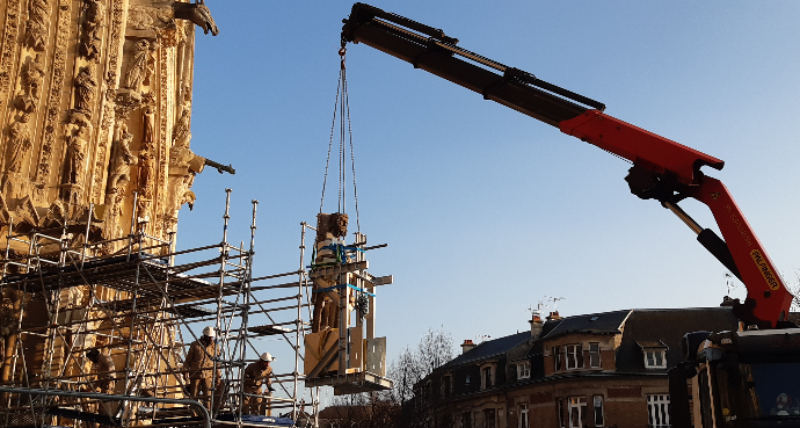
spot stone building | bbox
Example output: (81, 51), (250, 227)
(413, 307), (741, 428)
(0, 0), (220, 414)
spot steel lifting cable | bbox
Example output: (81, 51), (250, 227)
(342, 48), (361, 233)
(319, 44), (362, 233)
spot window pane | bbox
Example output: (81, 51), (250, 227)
(646, 351), (655, 366)
(655, 351), (663, 367)
(593, 395), (604, 426)
(566, 346), (576, 369)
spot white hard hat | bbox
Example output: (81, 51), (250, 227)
(260, 352), (275, 362)
(202, 326), (216, 338)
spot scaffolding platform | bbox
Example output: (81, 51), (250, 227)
(304, 370), (392, 395)
(0, 190), (394, 428)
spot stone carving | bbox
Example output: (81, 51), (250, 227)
(172, 104), (191, 147)
(25, 0), (50, 51)
(167, 126), (203, 216)
(173, 0), (218, 36)
(44, 199), (66, 227)
(106, 123), (136, 196)
(91, 0), (126, 204)
(14, 54), (45, 113)
(128, 6), (172, 30)
(15, 196), (41, 227)
(5, 114), (33, 174)
(311, 213), (350, 333)
(1, 0), (24, 98)
(124, 39), (154, 91)
(74, 65), (97, 115)
(64, 123), (91, 186)
(35, 0), (71, 185)
(80, 0), (106, 61)
(138, 105), (156, 199)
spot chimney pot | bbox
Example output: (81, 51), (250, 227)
(461, 339), (476, 354)
(529, 313), (544, 338)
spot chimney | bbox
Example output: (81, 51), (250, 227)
(546, 311), (562, 321)
(461, 339), (475, 354)
(529, 313), (544, 339)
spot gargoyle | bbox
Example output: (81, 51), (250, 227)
(173, 0), (219, 36)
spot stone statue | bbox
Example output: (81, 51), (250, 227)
(311, 212), (351, 332)
(6, 115), (33, 174)
(81, 0), (106, 61)
(167, 132), (204, 216)
(25, 0), (50, 51)
(74, 65), (97, 114)
(65, 125), (90, 185)
(125, 40), (150, 91)
(15, 55), (45, 113)
(172, 105), (191, 147)
(173, 0), (219, 36)
(106, 124), (137, 195)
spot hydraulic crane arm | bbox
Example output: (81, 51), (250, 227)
(342, 3), (794, 328)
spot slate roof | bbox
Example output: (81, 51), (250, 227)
(444, 331), (530, 368)
(615, 307), (740, 372)
(540, 310), (631, 340)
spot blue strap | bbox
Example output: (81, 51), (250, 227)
(312, 283), (375, 297)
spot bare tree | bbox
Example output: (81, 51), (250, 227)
(790, 269), (800, 312)
(387, 345), (419, 406)
(323, 327), (454, 428)
(416, 327), (454, 376)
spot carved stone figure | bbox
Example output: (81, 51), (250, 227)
(167, 132), (204, 215)
(173, 0), (219, 36)
(128, 6), (173, 30)
(106, 123), (137, 195)
(125, 40), (150, 91)
(25, 0), (50, 51)
(172, 105), (191, 147)
(6, 115), (33, 174)
(15, 55), (45, 113)
(65, 125), (90, 185)
(81, 0), (106, 61)
(311, 213), (351, 332)
(74, 65), (97, 114)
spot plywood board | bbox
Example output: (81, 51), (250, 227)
(365, 337), (387, 377)
(303, 329), (339, 375)
(348, 326), (363, 371)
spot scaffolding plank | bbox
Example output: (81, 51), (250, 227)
(304, 371), (393, 395)
(247, 325), (293, 336)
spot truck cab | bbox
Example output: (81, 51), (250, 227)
(671, 328), (800, 427)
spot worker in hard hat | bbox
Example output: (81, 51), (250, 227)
(184, 326), (221, 409)
(242, 352), (276, 415)
(84, 349), (117, 427)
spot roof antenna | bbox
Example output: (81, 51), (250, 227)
(475, 334), (491, 343)
(545, 296), (565, 313)
(724, 273), (737, 297)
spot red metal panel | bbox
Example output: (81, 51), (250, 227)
(559, 111), (724, 185)
(687, 177), (792, 327)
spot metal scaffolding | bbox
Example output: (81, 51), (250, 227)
(0, 189), (321, 428)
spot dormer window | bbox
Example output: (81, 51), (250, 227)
(637, 341), (668, 369)
(480, 362), (497, 390)
(442, 375), (453, 397)
(517, 361), (531, 379)
(565, 344), (584, 370)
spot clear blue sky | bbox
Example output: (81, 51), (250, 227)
(178, 0), (800, 404)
